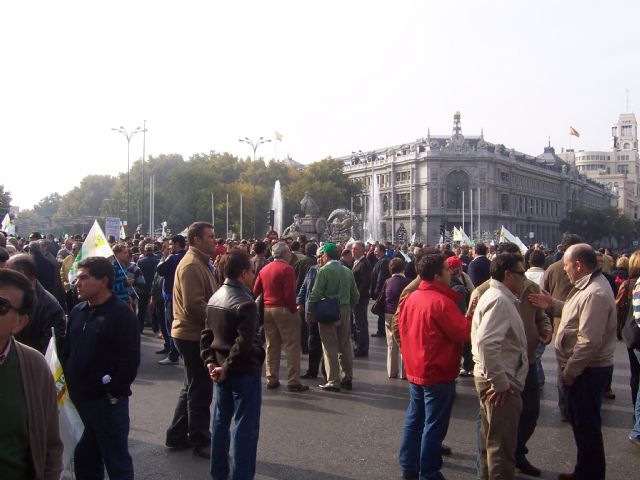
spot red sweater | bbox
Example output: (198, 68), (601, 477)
(253, 259), (297, 313)
(398, 280), (471, 385)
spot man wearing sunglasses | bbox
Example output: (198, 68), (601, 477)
(471, 253), (529, 479)
(0, 268), (63, 480)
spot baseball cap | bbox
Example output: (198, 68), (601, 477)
(318, 242), (339, 256)
(446, 256), (466, 269)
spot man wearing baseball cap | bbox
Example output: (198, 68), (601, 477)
(307, 243), (359, 392)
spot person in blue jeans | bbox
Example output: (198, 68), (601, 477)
(201, 251), (265, 479)
(396, 254), (471, 479)
(60, 256), (140, 480)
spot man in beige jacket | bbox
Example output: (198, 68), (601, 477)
(472, 253), (529, 480)
(166, 222), (218, 458)
(530, 244), (616, 480)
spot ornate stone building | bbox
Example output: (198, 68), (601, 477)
(558, 112), (639, 220)
(339, 112), (615, 246)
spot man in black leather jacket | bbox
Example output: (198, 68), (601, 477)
(201, 250), (265, 480)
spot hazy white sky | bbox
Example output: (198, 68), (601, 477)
(2, 1), (639, 209)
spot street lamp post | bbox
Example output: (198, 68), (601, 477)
(112, 125), (143, 230)
(239, 136), (271, 238)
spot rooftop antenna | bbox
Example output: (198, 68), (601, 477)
(626, 88), (630, 112)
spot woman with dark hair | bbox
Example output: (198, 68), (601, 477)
(383, 257), (410, 378)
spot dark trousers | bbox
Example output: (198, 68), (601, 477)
(629, 347), (640, 407)
(300, 311), (309, 354)
(352, 301), (369, 354)
(515, 364), (540, 464)
(376, 313), (385, 335)
(154, 300), (168, 349)
(461, 342), (474, 372)
(74, 396), (133, 480)
(166, 338), (213, 450)
(566, 365), (612, 480)
(211, 374), (262, 480)
(306, 317), (323, 376)
(137, 294), (151, 331)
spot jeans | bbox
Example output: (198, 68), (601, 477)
(566, 365), (612, 480)
(164, 299), (180, 361)
(515, 364), (540, 464)
(399, 381), (456, 480)
(166, 338), (213, 449)
(630, 349), (640, 440)
(211, 374), (262, 480)
(352, 302), (369, 354)
(74, 396), (133, 480)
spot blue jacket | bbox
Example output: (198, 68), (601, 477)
(296, 265), (318, 313)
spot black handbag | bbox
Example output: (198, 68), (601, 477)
(315, 266), (344, 324)
(622, 305), (640, 350)
(371, 279), (387, 316)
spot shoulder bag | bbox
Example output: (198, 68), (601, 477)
(622, 303), (640, 350)
(315, 265), (344, 324)
(371, 279), (387, 316)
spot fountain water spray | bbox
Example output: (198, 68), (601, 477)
(272, 180), (284, 235)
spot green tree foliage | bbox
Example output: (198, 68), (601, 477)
(284, 158), (362, 220)
(0, 185), (12, 215)
(20, 153), (362, 239)
(34, 193), (62, 220)
(559, 207), (636, 244)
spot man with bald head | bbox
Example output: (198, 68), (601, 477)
(530, 243), (617, 480)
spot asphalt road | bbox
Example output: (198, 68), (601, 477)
(65, 312), (639, 479)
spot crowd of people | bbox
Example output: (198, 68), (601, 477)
(0, 225), (639, 479)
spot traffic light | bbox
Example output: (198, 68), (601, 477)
(268, 210), (275, 230)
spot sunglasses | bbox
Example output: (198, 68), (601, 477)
(0, 297), (20, 316)
(509, 270), (526, 276)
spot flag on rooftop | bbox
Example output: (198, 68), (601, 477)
(570, 126), (580, 137)
(68, 220), (114, 283)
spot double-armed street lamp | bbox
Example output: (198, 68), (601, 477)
(112, 126), (143, 229)
(239, 136), (271, 238)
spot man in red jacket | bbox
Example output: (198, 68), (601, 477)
(397, 253), (471, 480)
(254, 242), (309, 392)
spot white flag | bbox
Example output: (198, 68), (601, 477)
(499, 225), (528, 255)
(45, 336), (84, 471)
(1, 213), (15, 235)
(68, 220), (114, 283)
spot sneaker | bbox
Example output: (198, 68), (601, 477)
(459, 369), (473, 378)
(629, 436), (640, 449)
(158, 357), (179, 365)
(155, 347), (170, 355)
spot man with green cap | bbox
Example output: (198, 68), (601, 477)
(307, 243), (360, 392)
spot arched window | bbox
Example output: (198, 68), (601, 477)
(445, 170), (470, 209)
